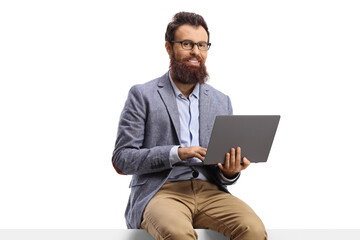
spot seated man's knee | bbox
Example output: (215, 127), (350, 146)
(233, 216), (267, 240)
(162, 225), (197, 240)
(244, 223), (267, 240)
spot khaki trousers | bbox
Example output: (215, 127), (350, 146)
(141, 180), (267, 240)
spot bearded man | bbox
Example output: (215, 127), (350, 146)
(112, 12), (267, 240)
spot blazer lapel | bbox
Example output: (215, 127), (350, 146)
(199, 84), (211, 147)
(157, 73), (181, 144)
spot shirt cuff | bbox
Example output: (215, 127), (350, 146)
(218, 170), (240, 183)
(169, 145), (182, 166)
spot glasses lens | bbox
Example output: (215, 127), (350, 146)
(181, 40), (194, 50)
(198, 42), (209, 51)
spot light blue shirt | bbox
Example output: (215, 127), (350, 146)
(167, 72), (237, 182)
(167, 73), (211, 181)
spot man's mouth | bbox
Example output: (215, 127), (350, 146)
(187, 59), (201, 66)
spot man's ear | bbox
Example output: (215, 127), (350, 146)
(165, 41), (172, 57)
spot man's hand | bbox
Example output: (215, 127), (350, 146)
(218, 147), (250, 179)
(178, 146), (207, 161)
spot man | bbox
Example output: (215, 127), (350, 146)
(112, 12), (267, 240)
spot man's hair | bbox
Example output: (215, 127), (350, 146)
(165, 12), (210, 43)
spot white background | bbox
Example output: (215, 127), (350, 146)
(1, 0), (359, 229)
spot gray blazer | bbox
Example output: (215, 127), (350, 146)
(112, 72), (239, 229)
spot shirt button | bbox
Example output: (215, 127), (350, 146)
(192, 170), (199, 178)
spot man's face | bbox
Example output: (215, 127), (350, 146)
(166, 24), (209, 84)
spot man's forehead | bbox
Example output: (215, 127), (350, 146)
(174, 24), (208, 41)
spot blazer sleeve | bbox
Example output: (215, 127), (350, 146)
(112, 85), (174, 175)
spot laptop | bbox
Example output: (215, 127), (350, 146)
(177, 115), (280, 166)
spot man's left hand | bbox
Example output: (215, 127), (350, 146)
(218, 147), (250, 179)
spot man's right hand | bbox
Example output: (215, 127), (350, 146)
(178, 146), (207, 161)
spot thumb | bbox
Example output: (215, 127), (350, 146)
(217, 163), (224, 171)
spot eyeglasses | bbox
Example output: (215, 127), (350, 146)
(171, 40), (211, 51)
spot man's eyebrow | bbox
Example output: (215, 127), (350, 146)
(180, 39), (208, 42)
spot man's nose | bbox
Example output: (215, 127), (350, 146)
(190, 44), (201, 55)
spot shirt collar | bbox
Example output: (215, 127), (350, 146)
(168, 71), (199, 99)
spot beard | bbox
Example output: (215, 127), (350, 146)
(169, 53), (209, 84)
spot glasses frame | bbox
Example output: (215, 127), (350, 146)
(171, 40), (211, 51)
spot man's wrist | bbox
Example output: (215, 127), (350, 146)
(169, 145), (181, 165)
(219, 170), (240, 183)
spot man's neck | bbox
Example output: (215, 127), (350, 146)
(170, 71), (196, 99)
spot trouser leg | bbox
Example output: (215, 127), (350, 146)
(141, 181), (198, 240)
(193, 180), (267, 240)
(141, 180), (267, 240)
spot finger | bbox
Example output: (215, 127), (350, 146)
(193, 147), (206, 156)
(195, 153), (205, 161)
(199, 148), (207, 157)
(243, 157), (251, 166)
(217, 163), (224, 171)
(235, 147), (241, 169)
(242, 157), (251, 170)
(225, 152), (230, 169)
(231, 148), (236, 170)
(196, 146), (207, 151)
